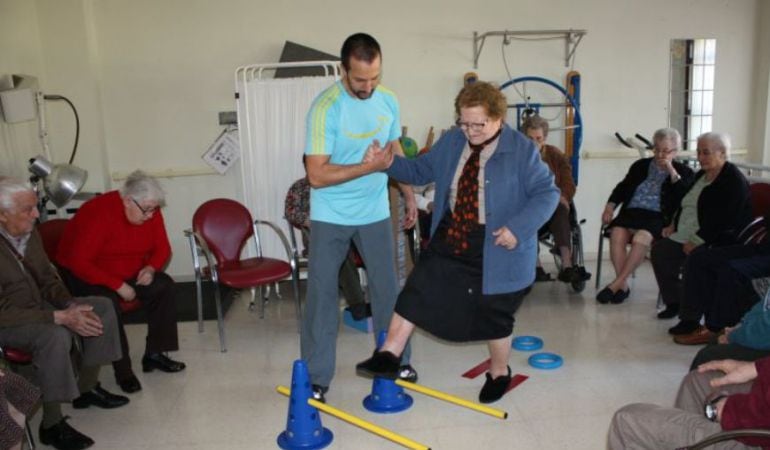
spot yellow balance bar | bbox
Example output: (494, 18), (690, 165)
(276, 385), (431, 450)
(395, 379), (508, 420)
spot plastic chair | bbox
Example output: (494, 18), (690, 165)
(186, 198), (300, 352)
(36, 219), (141, 314)
(0, 346), (36, 449)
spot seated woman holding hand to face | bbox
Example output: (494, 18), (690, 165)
(356, 81), (559, 404)
(597, 128), (694, 305)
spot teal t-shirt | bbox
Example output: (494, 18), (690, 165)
(304, 81), (400, 225)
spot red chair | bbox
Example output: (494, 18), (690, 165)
(36, 219), (141, 314)
(749, 182), (770, 218)
(186, 199), (300, 352)
(0, 346), (36, 448)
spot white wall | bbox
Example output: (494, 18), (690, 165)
(0, 0), (44, 177)
(755, 0), (770, 164)
(1, 0), (766, 277)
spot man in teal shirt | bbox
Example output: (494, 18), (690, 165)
(301, 33), (416, 402)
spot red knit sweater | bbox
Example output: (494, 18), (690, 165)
(721, 356), (770, 448)
(55, 190), (171, 290)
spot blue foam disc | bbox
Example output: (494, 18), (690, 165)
(512, 335), (544, 351)
(528, 352), (564, 370)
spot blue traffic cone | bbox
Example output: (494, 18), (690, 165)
(362, 331), (413, 413)
(277, 359), (333, 449)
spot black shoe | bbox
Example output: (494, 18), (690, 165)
(117, 374), (142, 394)
(596, 286), (614, 304)
(356, 350), (401, 379)
(610, 288), (630, 304)
(142, 353), (186, 373)
(72, 383), (129, 409)
(657, 304), (679, 319)
(668, 319), (700, 335)
(479, 366), (512, 404)
(311, 384), (327, 404)
(397, 364), (418, 383)
(575, 266), (591, 281)
(557, 267), (576, 283)
(348, 303), (372, 321)
(535, 267), (553, 282)
(40, 417), (94, 450)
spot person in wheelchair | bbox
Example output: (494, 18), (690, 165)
(522, 115), (580, 283)
(598, 128), (694, 304)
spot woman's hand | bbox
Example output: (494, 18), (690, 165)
(601, 204), (615, 225)
(717, 327), (734, 344)
(136, 265), (155, 286)
(493, 226), (518, 250)
(117, 283), (137, 301)
(661, 224), (675, 238)
(362, 139), (394, 171)
(683, 241), (698, 255)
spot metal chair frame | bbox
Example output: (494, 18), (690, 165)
(185, 217), (300, 353)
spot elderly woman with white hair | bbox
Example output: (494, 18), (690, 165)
(652, 132), (752, 329)
(56, 170), (185, 395)
(597, 128), (695, 305)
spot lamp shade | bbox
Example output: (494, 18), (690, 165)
(45, 164), (87, 207)
(29, 155), (88, 208)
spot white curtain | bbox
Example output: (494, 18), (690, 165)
(237, 75), (336, 259)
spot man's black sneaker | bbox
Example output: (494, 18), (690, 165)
(311, 384), (327, 403)
(397, 364), (418, 383)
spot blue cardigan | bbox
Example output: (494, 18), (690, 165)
(388, 124), (559, 294)
(730, 292), (770, 350)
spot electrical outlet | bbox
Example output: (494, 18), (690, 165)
(218, 111), (237, 125)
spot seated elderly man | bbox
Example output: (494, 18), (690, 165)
(0, 177), (127, 450)
(56, 170), (185, 395)
(608, 357), (770, 449)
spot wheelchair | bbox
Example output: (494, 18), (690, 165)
(537, 201), (591, 293)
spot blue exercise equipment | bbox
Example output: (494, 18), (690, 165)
(512, 335), (544, 351)
(528, 352), (564, 370)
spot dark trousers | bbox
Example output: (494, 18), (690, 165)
(651, 238), (686, 306)
(339, 254), (365, 307)
(681, 243), (770, 329)
(689, 342), (770, 371)
(547, 202), (571, 250)
(61, 269), (180, 380)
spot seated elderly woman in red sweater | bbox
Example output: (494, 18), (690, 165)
(56, 170), (185, 394)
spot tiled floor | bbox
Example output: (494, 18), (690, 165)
(35, 260), (701, 449)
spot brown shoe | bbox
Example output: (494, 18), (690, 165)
(673, 325), (716, 345)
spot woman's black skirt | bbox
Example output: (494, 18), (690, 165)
(609, 207), (664, 239)
(394, 214), (526, 342)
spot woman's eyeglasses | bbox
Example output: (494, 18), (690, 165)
(131, 197), (158, 216)
(455, 120), (488, 132)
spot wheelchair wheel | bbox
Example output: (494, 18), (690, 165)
(569, 220), (588, 293)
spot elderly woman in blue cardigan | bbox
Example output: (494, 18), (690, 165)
(356, 81), (559, 404)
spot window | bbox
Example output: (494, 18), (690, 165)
(669, 39), (716, 150)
